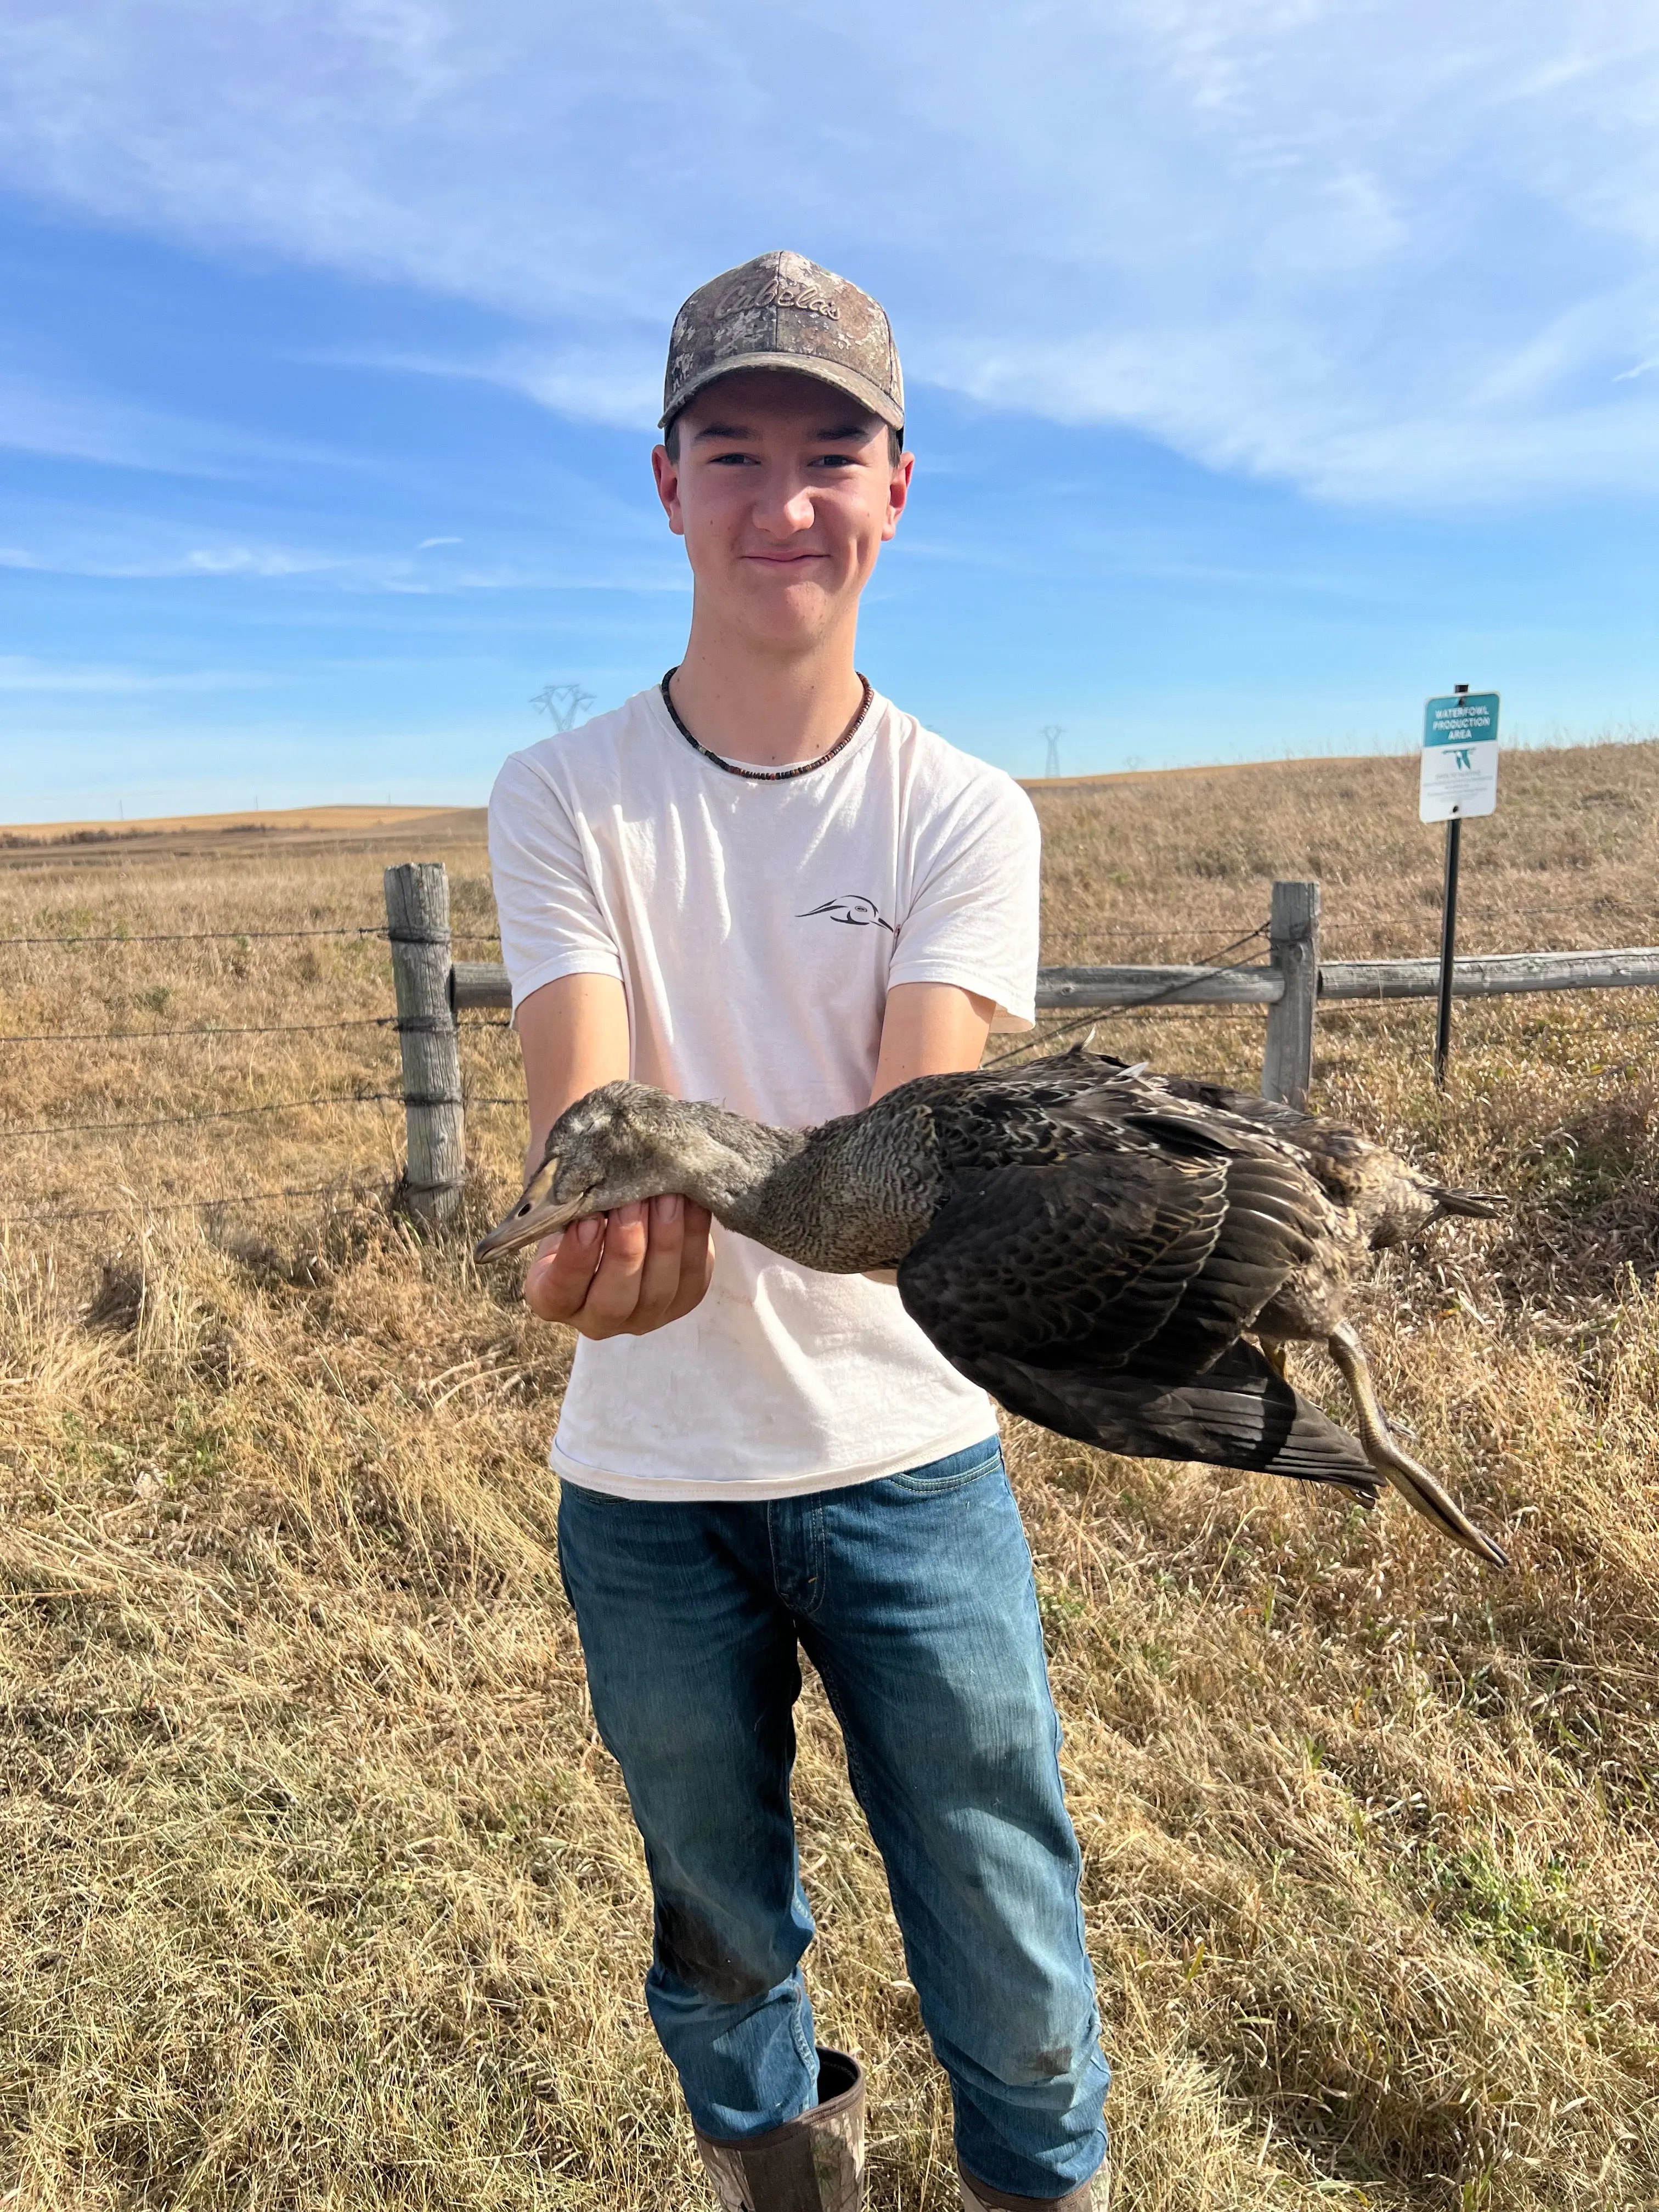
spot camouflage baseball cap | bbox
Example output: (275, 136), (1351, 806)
(660, 250), (904, 433)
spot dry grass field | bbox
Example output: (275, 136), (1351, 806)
(3, 738), (1659, 2210)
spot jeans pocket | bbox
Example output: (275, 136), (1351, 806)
(558, 1476), (637, 1510)
(885, 1440), (1005, 1496)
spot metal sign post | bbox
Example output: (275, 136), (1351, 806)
(1420, 685), (1500, 1087)
(1435, 813), (1462, 1086)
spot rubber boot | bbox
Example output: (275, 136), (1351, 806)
(694, 2047), (865, 2212)
(957, 2155), (1105, 2211)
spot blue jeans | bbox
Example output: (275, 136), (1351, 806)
(556, 1440), (1110, 2201)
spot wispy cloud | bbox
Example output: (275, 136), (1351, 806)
(0, 533), (687, 596)
(0, 654), (273, 694)
(305, 338), (662, 433)
(0, 362), (355, 477)
(2, 3), (1659, 504)
(494, 346), (662, 432)
(0, 539), (346, 580)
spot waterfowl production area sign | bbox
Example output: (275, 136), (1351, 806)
(1420, 692), (1500, 822)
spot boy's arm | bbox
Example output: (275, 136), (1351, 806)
(870, 979), (995, 1101)
(514, 973), (714, 1338)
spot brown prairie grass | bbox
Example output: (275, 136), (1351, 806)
(3, 739), (1659, 2209)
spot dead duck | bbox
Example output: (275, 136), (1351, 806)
(477, 1048), (1508, 1567)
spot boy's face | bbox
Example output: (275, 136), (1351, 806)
(652, 370), (912, 651)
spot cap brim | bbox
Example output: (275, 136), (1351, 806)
(659, 352), (904, 433)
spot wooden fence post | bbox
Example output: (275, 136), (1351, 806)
(384, 861), (465, 1227)
(1261, 879), (1321, 1108)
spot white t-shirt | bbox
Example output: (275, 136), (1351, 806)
(488, 681), (1041, 1500)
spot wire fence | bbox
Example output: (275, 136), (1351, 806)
(0, 1017), (513, 1045)
(985, 923), (1273, 1066)
(0, 927), (505, 947)
(2, 900), (1287, 1231)
(7, 1092), (527, 1138)
(9, 880), (1658, 1234)
(1, 907), (523, 1225)
(10, 890), (1659, 952)
(0, 1186), (359, 1228)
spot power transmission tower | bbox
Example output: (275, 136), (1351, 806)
(530, 682), (597, 731)
(1040, 725), (1064, 778)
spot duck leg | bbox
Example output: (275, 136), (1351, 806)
(1324, 1321), (1508, 1568)
(1257, 1338), (1289, 1381)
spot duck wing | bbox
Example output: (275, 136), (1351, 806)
(896, 1117), (1325, 1379)
(1110, 1114), (1324, 1377)
(895, 1114), (1369, 1496)
(896, 1150), (1231, 1374)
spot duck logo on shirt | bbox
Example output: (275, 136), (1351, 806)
(797, 894), (896, 935)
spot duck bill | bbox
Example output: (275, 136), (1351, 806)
(473, 1155), (578, 1263)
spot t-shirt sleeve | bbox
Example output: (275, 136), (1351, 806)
(888, 771), (1042, 1034)
(488, 748), (625, 1011)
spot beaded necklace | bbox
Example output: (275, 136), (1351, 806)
(659, 668), (873, 782)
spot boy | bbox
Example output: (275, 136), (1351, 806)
(489, 251), (1109, 2211)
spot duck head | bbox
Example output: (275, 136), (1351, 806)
(473, 1080), (801, 1263)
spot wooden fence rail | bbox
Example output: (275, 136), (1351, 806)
(1317, 947), (1659, 1002)
(395, 864), (1659, 1226)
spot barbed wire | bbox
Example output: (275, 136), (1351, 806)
(1437, 899), (1659, 923)
(2, 927), (385, 947)
(985, 923), (1273, 1068)
(4, 1091), (526, 1138)
(0, 1184), (363, 1228)
(0, 926), (504, 947)
(1324, 930), (1659, 958)
(1046, 905), (1659, 964)
(1057, 899), (1659, 950)
(0, 1014), (514, 1045)
(0, 1018), (389, 1043)
(1043, 925), (1260, 945)
(12, 918), (1300, 952)
(8, 895), (1656, 955)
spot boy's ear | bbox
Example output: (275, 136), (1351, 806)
(652, 443), (685, 537)
(884, 449), (915, 539)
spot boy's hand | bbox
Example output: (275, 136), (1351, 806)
(523, 1194), (714, 1339)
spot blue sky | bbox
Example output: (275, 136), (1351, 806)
(4, 1), (1659, 819)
